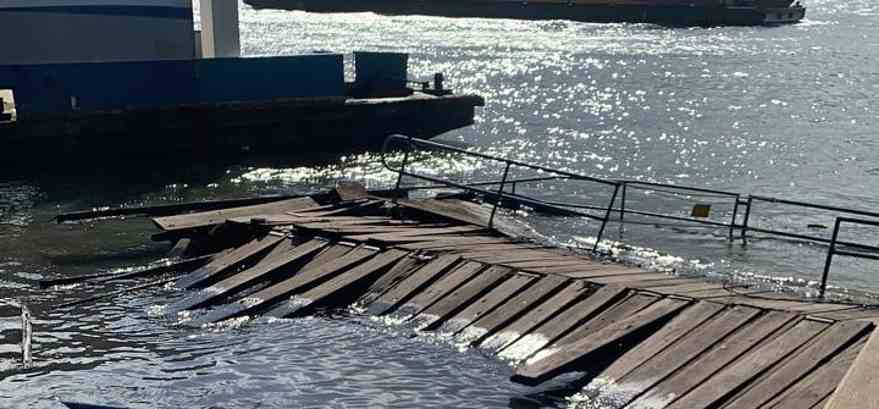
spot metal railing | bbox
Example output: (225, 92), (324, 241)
(822, 217), (879, 298)
(382, 135), (622, 252)
(381, 135), (879, 297)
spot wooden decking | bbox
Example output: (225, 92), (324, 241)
(63, 191), (879, 409)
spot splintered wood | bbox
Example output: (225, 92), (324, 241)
(73, 192), (879, 409)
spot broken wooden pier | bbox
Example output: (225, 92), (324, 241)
(52, 184), (879, 409)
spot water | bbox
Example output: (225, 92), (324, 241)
(2, 0), (879, 407)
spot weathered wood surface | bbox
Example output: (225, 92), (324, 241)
(413, 265), (512, 328)
(458, 274), (569, 344)
(175, 234), (285, 289)
(597, 300), (725, 381)
(479, 282), (590, 352)
(154, 197), (318, 232)
(435, 271), (536, 334)
(367, 254), (461, 315)
(497, 286), (629, 361)
(514, 297), (689, 385)
(170, 239), (329, 312)
(193, 245), (376, 324)
(266, 249), (409, 318)
(824, 319), (879, 409)
(63, 193), (877, 407)
(392, 261), (486, 318)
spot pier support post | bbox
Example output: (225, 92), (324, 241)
(200, 0), (241, 58)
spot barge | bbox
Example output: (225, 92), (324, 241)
(246, 0), (807, 26)
(0, 1), (483, 161)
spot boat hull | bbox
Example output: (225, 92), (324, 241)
(0, 94), (484, 162)
(245, 0), (805, 26)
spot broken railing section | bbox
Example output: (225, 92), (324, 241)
(381, 135), (879, 297)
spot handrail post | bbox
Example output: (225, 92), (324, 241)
(489, 162), (512, 230)
(393, 136), (414, 201)
(21, 304), (31, 367)
(619, 182), (627, 223)
(593, 183), (620, 254)
(740, 196), (753, 241)
(820, 218), (842, 299)
(729, 194), (741, 240)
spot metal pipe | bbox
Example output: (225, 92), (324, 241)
(619, 183), (627, 223)
(383, 135), (618, 186)
(820, 218), (842, 299)
(617, 180), (740, 197)
(730, 194), (740, 240)
(750, 195), (879, 220)
(21, 305), (31, 367)
(594, 184), (621, 253)
(489, 163), (512, 230)
(741, 197), (753, 241)
(392, 136), (413, 199)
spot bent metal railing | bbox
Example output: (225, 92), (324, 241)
(381, 135), (879, 297)
(382, 135), (622, 253)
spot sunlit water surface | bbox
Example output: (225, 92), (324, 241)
(2, 0), (879, 407)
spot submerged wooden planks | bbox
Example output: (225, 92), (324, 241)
(106, 193), (879, 407)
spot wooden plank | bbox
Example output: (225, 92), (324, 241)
(599, 301), (726, 382)
(265, 249), (410, 318)
(463, 253), (565, 265)
(192, 246), (377, 324)
(479, 282), (591, 352)
(824, 321), (879, 409)
(175, 234), (285, 289)
(722, 320), (871, 409)
(153, 197), (318, 231)
(393, 261), (486, 318)
(530, 263), (623, 274)
(356, 255), (423, 306)
(633, 278), (718, 288)
(433, 271), (535, 334)
(397, 236), (512, 251)
(662, 318), (828, 409)
(416, 266), (521, 330)
(502, 259), (595, 269)
(367, 254), (461, 315)
(513, 297), (690, 386)
(555, 265), (649, 278)
(648, 281), (729, 295)
(458, 274), (570, 344)
(548, 293), (660, 349)
(169, 238), (328, 312)
(812, 308), (879, 321)
(588, 273), (678, 285)
(767, 339), (866, 409)
(497, 286), (633, 362)
(397, 198), (527, 237)
(358, 224), (489, 237)
(618, 306), (771, 408)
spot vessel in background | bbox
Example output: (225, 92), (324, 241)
(245, 0), (806, 26)
(0, 1), (483, 162)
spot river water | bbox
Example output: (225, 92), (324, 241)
(2, 0), (878, 407)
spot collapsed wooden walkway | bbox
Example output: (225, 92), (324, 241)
(61, 188), (879, 409)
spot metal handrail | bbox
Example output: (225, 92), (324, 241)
(381, 135), (879, 293)
(821, 217), (879, 298)
(382, 135), (621, 252)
